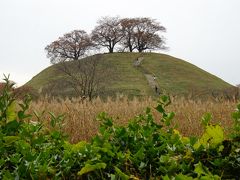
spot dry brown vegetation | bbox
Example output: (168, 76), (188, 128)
(29, 96), (238, 143)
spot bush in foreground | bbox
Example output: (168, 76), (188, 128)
(0, 77), (239, 179)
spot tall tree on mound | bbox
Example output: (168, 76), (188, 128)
(120, 18), (138, 52)
(121, 17), (167, 52)
(45, 30), (92, 63)
(91, 16), (124, 53)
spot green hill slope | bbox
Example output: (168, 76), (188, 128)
(26, 52), (233, 98)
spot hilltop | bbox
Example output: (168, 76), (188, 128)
(26, 52), (233, 99)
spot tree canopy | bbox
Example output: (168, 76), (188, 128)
(45, 30), (92, 64)
(45, 16), (167, 59)
(91, 17), (124, 53)
(120, 17), (166, 52)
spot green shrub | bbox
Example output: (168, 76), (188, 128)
(0, 75), (239, 179)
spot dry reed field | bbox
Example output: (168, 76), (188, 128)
(29, 96), (238, 143)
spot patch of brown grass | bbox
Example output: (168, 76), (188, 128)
(29, 96), (238, 143)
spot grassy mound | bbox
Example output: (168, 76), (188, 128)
(26, 52), (233, 98)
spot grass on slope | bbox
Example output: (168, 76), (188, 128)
(26, 52), (233, 98)
(140, 53), (232, 96)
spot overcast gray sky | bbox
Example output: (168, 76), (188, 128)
(0, 0), (239, 86)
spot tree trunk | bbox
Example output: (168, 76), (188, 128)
(129, 45), (133, 52)
(128, 38), (133, 52)
(109, 47), (114, 53)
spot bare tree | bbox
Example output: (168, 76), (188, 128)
(121, 17), (166, 52)
(45, 30), (93, 64)
(45, 30), (106, 100)
(91, 16), (124, 53)
(43, 55), (106, 100)
(56, 55), (105, 100)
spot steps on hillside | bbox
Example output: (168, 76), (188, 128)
(133, 57), (144, 66)
(133, 56), (161, 95)
(144, 74), (161, 94)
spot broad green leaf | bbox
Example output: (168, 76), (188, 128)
(139, 162), (146, 169)
(3, 136), (20, 145)
(167, 112), (175, 120)
(175, 174), (194, 180)
(194, 162), (208, 176)
(72, 141), (88, 153)
(133, 146), (145, 161)
(199, 176), (220, 180)
(78, 163), (106, 175)
(64, 141), (88, 154)
(155, 104), (165, 113)
(15, 140), (31, 156)
(6, 101), (17, 123)
(99, 142), (114, 156)
(183, 149), (194, 162)
(194, 125), (224, 150)
(173, 129), (190, 144)
(194, 162), (221, 179)
(18, 110), (31, 120)
(159, 95), (171, 106)
(173, 129), (181, 136)
(0, 158), (5, 168)
(160, 155), (170, 163)
(162, 175), (170, 180)
(182, 137), (190, 144)
(232, 112), (240, 120)
(110, 174), (116, 180)
(4, 120), (19, 133)
(201, 113), (212, 126)
(114, 167), (130, 180)
(164, 112), (175, 126)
